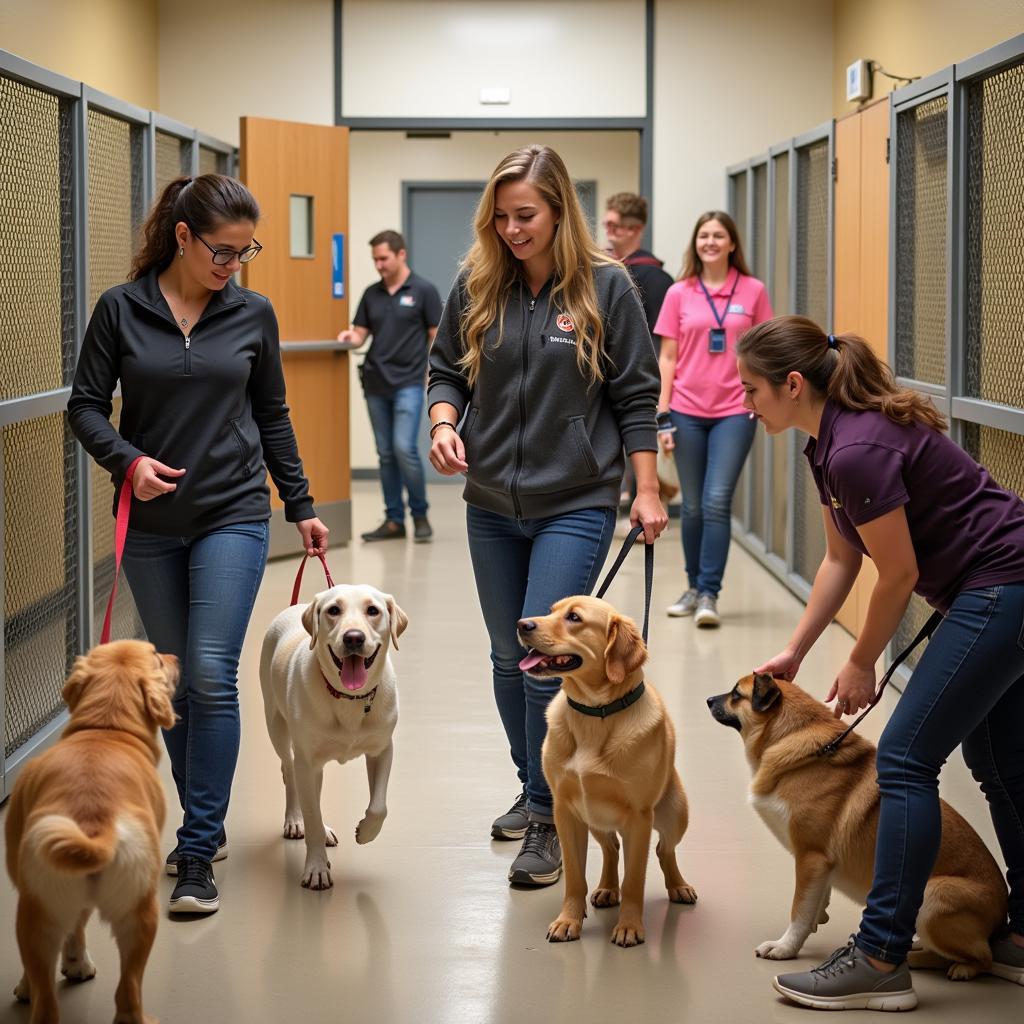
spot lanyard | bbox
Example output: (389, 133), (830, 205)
(697, 270), (739, 329)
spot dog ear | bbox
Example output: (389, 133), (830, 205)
(301, 596), (321, 650)
(751, 672), (781, 713)
(62, 655), (91, 710)
(141, 674), (177, 731)
(604, 615), (647, 686)
(385, 594), (408, 651)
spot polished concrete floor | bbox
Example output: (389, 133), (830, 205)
(1, 481), (1019, 1023)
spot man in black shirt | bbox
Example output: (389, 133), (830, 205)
(339, 230), (442, 542)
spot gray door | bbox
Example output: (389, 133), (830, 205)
(404, 183), (483, 482)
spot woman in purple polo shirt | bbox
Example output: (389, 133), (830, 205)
(736, 314), (1024, 1011)
(654, 211), (772, 627)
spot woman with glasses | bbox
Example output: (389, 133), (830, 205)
(69, 174), (328, 915)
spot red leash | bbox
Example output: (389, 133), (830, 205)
(290, 552), (336, 606)
(100, 456), (143, 645)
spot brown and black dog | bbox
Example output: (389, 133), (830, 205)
(707, 673), (1007, 978)
(519, 595), (697, 948)
(5, 640), (177, 1023)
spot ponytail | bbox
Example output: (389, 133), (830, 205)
(737, 315), (947, 432)
(130, 173), (260, 281)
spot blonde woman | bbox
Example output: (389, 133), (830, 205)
(428, 146), (666, 887)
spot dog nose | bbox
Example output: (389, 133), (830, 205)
(343, 630), (365, 649)
(517, 619), (536, 632)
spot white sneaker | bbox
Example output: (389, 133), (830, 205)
(694, 594), (720, 628)
(666, 589), (698, 617)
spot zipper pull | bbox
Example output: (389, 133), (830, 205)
(529, 298), (536, 311)
(185, 336), (191, 349)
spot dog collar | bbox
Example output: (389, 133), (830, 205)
(566, 681), (645, 719)
(321, 672), (378, 714)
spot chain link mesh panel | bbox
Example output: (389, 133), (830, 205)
(770, 433), (788, 558)
(87, 110), (145, 310)
(795, 140), (829, 329)
(965, 61), (1024, 409)
(730, 171), (748, 241)
(91, 397), (144, 645)
(792, 431), (826, 584)
(894, 96), (948, 385)
(155, 130), (191, 197)
(749, 433), (766, 543)
(891, 592), (935, 673)
(3, 413), (79, 756)
(198, 145), (228, 177)
(963, 422), (1024, 497)
(0, 75), (75, 401)
(772, 151), (790, 314)
(751, 163), (768, 280)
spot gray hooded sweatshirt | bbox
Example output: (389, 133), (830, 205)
(427, 263), (659, 520)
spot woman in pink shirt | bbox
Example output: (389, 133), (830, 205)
(654, 211), (772, 626)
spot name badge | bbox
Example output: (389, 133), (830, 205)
(708, 327), (727, 354)
(399, 295), (416, 307)
(728, 303), (745, 314)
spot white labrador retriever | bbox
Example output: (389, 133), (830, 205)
(260, 583), (408, 890)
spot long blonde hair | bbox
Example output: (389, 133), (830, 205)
(459, 145), (618, 387)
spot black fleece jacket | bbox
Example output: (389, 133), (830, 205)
(68, 269), (315, 537)
(428, 264), (659, 520)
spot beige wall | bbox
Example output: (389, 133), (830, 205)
(346, 129), (640, 469)
(157, 0), (334, 145)
(0, 0), (159, 108)
(342, 0), (646, 118)
(833, 0), (1024, 115)
(651, 0), (834, 273)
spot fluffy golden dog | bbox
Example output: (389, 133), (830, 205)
(707, 673), (1007, 978)
(519, 595), (696, 948)
(5, 640), (177, 1024)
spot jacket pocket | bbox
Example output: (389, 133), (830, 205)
(460, 406), (479, 444)
(570, 417), (599, 477)
(228, 418), (253, 477)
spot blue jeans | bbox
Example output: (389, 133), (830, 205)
(466, 505), (616, 818)
(122, 520), (269, 861)
(856, 583), (1024, 964)
(669, 411), (756, 598)
(365, 385), (429, 521)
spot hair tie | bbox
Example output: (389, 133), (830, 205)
(826, 334), (839, 350)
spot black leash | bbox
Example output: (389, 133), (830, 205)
(817, 610), (943, 757)
(594, 524), (653, 644)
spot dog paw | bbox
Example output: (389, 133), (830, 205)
(325, 825), (339, 847)
(610, 920), (645, 948)
(283, 818), (304, 840)
(546, 917), (583, 942)
(668, 884), (698, 904)
(947, 962), (979, 981)
(61, 950), (97, 981)
(355, 812), (384, 845)
(755, 939), (800, 960)
(14, 975), (29, 1002)
(300, 857), (333, 890)
(591, 888), (621, 908)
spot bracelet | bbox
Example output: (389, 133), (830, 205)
(656, 411), (675, 433)
(429, 420), (457, 439)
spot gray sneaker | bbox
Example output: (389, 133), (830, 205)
(491, 790), (529, 840)
(694, 593), (721, 628)
(773, 938), (917, 1011)
(989, 932), (1024, 985)
(508, 821), (562, 886)
(413, 516), (433, 543)
(666, 589), (698, 617)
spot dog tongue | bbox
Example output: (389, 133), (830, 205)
(340, 655), (367, 691)
(518, 650), (547, 671)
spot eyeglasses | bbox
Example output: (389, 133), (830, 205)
(189, 226), (263, 265)
(601, 219), (641, 234)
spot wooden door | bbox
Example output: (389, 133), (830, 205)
(239, 117), (350, 555)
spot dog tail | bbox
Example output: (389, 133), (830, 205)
(23, 814), (117, 874)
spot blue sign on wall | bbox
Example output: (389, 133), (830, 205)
(331, 233), (345, 298)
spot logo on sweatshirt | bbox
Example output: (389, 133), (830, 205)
(556, 313), (575, 333)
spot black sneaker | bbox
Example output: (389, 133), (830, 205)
(168, 857), (219, 914)
(165, 836), (228, 876)
(361, 519), (406, 542)
(413, 516), (433, 543)
(508, 821), (562, 886)
(491, 790), (529, 840)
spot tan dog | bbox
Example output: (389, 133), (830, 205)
(707, 673), (1007, 977)
(5, 640), (177, 1024)
(519, 595), (697, 948)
